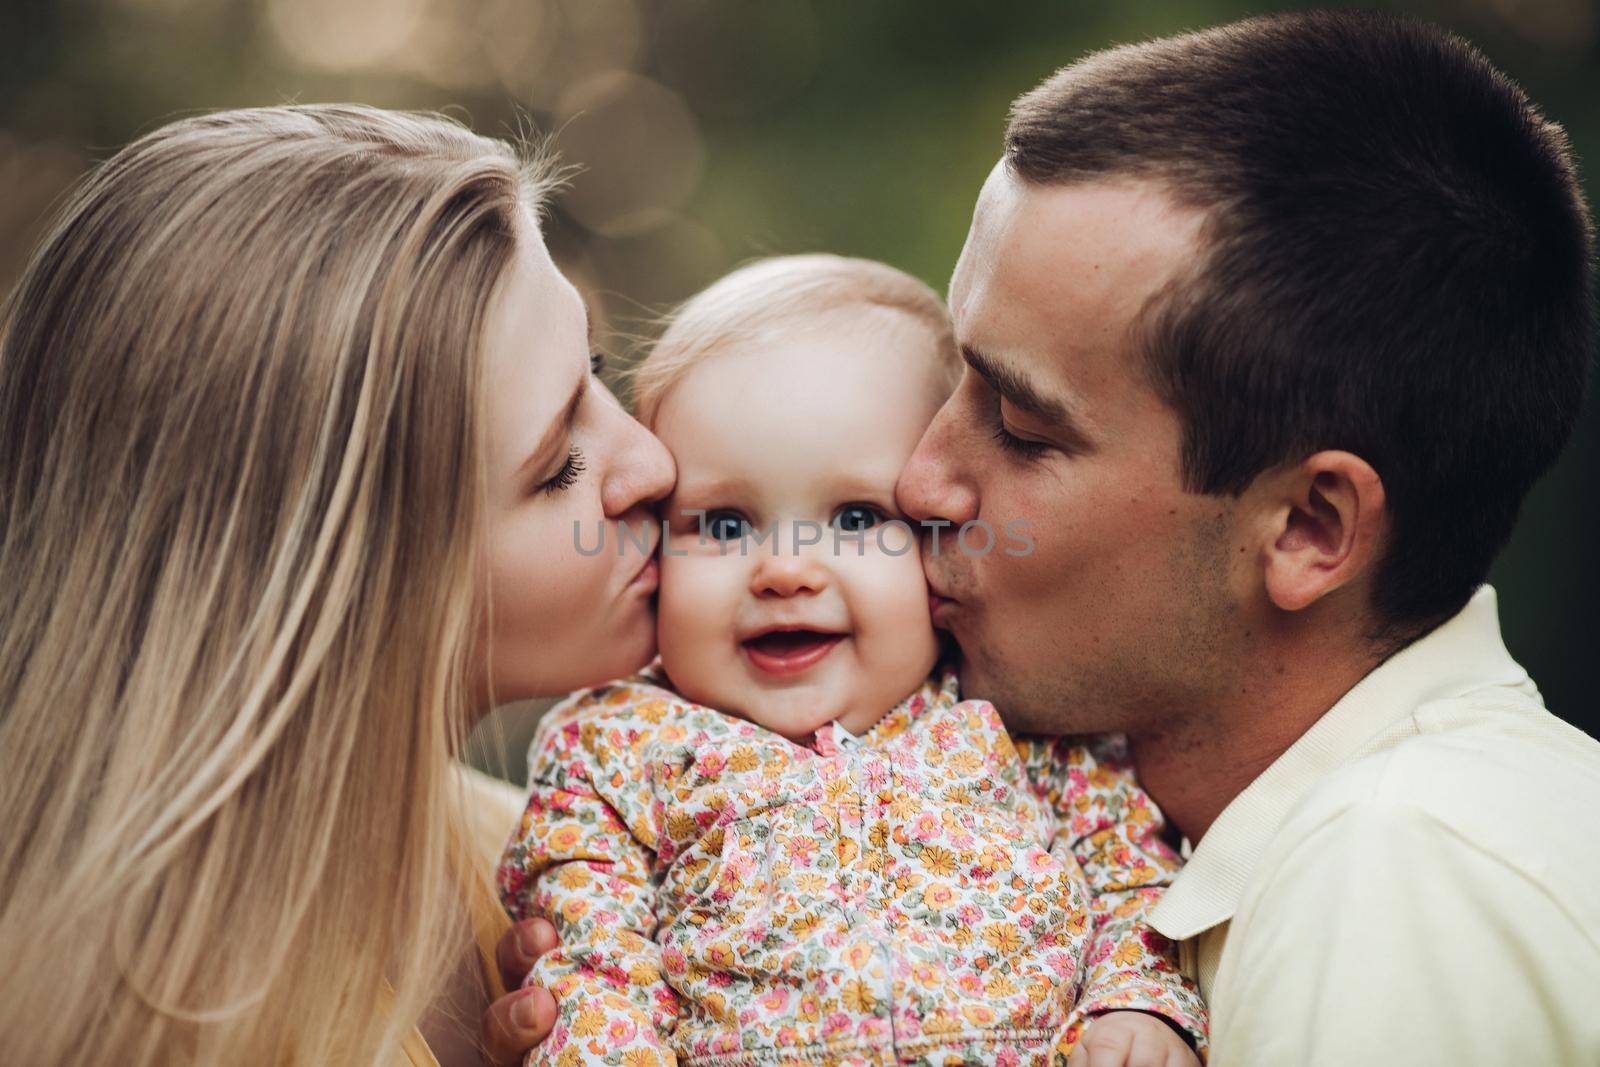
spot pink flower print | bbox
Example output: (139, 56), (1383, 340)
(696, 750), (727, 778)
(786, 834), (818, 865)
(957, 972), (982, 996)
(606, 1018), (637, 1045)
(957, 903), (983, 926)
(997, 1047), (1021, 1067)
(911, 812), (941, 842)
(823, 1012), (853, 1038)
(758, 988), (791, 1013)
(1142, 928), (1174, 953)
(929, 720), (959, 751)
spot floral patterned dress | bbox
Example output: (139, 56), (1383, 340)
(497, 662), (1206, 1067)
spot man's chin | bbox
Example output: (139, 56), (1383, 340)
(948, 643), (1047, 732)
(948, 643), (997, 703)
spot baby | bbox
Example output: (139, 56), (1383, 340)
(497, 256), (1205, 1067)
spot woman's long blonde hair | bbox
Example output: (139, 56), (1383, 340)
(0, 105), (556, 1065)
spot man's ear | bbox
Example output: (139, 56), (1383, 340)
(1261, 451), (1386, 613)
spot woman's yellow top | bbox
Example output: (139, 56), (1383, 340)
(396, 766), (524, 1067)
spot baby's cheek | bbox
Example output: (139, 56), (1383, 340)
(839, 547), (939, 671)
(657, 551), (743, 706)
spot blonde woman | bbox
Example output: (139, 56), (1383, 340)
(0, 105), (671, 1067)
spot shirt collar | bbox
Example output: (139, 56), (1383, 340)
(1148, 584), (1535, 940)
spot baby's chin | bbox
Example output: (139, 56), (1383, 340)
(725, 689), (845, 740)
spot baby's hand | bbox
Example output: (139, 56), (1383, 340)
(1066, 1010), (1201, 1067)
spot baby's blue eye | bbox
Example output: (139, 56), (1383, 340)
(831, 504), (880, 533)
(704, 511), (750, 542)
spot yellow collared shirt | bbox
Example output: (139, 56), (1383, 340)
(1150, 586), (1600, 1065)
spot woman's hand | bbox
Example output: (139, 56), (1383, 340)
(479, 917), (559, 1066)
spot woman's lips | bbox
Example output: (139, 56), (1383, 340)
(742, 629), (844, 676)
(629, 556), (659, 595)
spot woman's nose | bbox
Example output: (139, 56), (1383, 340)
(750, 553), (830, 599)
(896, 399), (979, 528)
(600, 392), (676, 520)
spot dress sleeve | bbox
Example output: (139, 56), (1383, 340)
(497, 691), (680, 1067)
(1017, 733), (1209, 1058)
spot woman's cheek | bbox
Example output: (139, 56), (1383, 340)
(483, 499), (616, 698)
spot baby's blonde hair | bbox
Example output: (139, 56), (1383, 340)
(630, 253), (960, 426)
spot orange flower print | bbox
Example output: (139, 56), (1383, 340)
(840, 979), (878, 1013)
(1112, 941), (1145, 968)
(981, 922), (1024, 956)
(572, 1005), (606, 1037)
(498, 664), (1207, 1067)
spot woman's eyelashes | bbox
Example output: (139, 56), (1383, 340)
(531, 353), (603, 497)
(537, 444), (587, 495)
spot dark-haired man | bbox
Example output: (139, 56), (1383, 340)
(484, 11), (1598, 1066)
(895, 10), (1600, 1064)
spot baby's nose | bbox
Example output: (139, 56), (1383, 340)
(750, 553), (830, 598)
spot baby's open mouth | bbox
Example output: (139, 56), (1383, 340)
(741, 629), (845, 677)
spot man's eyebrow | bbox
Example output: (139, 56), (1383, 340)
(518, 372), (586, 479)
(963, 344), (1092, 451)
(962, 344), (1067, 420)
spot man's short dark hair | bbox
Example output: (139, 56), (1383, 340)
(1007, 10), (1594, 640)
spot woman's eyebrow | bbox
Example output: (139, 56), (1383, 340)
(517, 373), (586, 478)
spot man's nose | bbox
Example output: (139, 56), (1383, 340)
(750, 553), (830, 599)
(896, 400), (979, 527)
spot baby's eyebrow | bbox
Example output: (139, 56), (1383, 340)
(668, 476), (757, 509)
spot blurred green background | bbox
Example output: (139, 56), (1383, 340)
(3, 0), (1595, 768)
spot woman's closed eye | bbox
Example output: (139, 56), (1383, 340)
(529, 353), (605, 497)
(537, 444), (587, 494)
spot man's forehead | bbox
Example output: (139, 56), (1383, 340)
(952, 167), (1205, 345)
